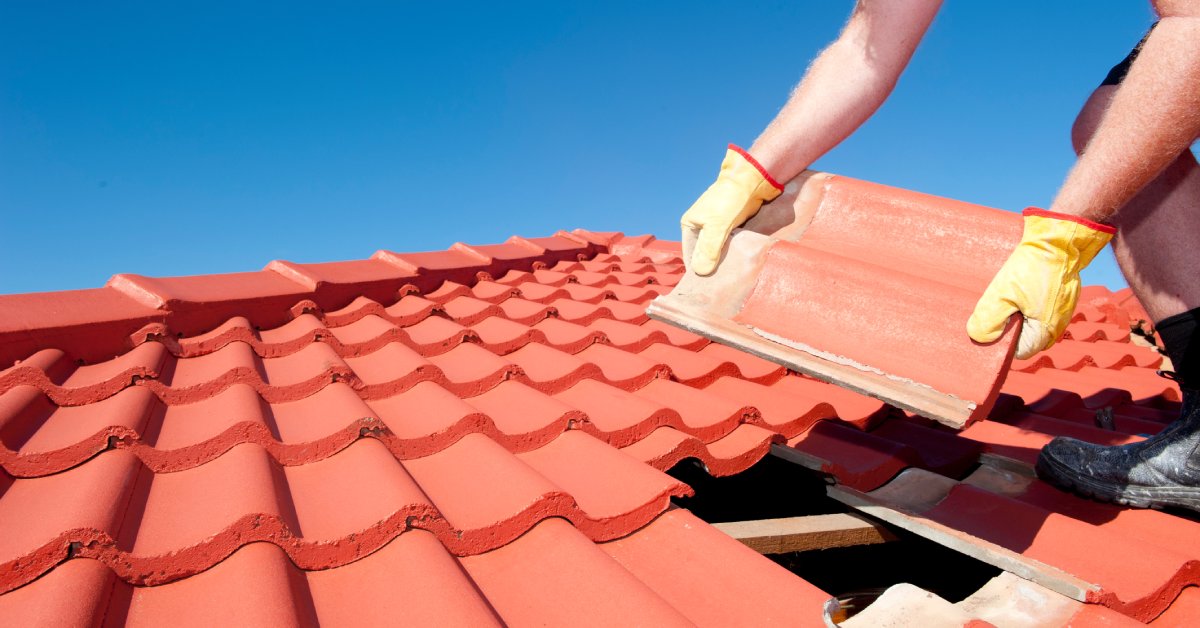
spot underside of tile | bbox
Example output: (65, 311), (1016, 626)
(839, 572), (1140, 628)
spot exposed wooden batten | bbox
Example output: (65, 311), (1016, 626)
(712, 512), (896, 554)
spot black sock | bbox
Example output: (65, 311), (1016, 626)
(1157, 307), (1200, 388)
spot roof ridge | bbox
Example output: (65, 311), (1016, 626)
(0, 231), (680, 366)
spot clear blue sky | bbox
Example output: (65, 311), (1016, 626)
(1, 1), (1160, 295)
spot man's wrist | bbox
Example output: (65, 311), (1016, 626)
(1023, 207), (1117, 235)
(727, 144), (784, 191)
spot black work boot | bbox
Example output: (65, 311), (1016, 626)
(1036, 387), (1200, 512)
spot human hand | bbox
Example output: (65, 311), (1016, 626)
(680, 145), (783, 275)
(967, 208), (1116, 359)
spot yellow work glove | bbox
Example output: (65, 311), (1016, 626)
(681, 144), (784, 275)
(967, 208), (1116, 359)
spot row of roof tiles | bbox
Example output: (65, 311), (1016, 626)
(0, 509), (830, 627)
(0, 230), (683, 367)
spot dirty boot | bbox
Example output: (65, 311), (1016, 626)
(1036, 388), (1200, 512)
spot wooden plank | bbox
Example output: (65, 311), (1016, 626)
(827, 468), (1098, 603)
(711, 512), (896, 554)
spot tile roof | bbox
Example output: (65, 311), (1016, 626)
(0, 231), (840, 625)
(0, 206), (1194, 625)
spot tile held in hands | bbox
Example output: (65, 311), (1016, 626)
(649, 171), (1024, 428)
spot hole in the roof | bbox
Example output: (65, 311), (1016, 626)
(1132, 320), (1158, 346)
(777, 528), (1002, 620)
(667, 455), (840, 523)
(667, 453), (1002, 622)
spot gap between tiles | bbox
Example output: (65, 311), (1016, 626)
(667, 454), (1002, 624)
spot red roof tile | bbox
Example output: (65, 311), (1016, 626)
(650, 173), (1026, 427)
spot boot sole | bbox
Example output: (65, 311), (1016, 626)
(1036, 453), (1200, 512)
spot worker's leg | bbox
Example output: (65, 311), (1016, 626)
(1070, 37), (1200, 387)
(1035, 31), (1200, 512)
(1071, 86), (1200, 329)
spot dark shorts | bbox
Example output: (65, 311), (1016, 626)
(1101, 22), (1158, 86)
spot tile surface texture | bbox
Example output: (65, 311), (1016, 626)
(0, 203), (1195, 625)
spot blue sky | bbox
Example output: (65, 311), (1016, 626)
(1, 1), (1159, 295)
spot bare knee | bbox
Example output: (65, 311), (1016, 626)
(1153, 0), (1200, 18)
(1071, 87), (1117, 155)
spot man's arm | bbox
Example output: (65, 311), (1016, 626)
(1050, 4), (1200, 223)
(750, 0), (943, 182)
(968, 2), (1200, 358)
(681, 0), (942, 274)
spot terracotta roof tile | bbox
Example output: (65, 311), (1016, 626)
(620, 424), (784, 477)
(548, 296), (649, 324)
(924, 483), (1197, 618)
(787, 419), (918, 491)
(599, 508), (833, 625)
(702, 376), (835, 436)
(767, 374), (890, 428)
(633, 377), (758, 439)
(459, 518), (694, 627)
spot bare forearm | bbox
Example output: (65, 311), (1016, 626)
(1051, 15), (1200, 223)
(749, 37), (902, 181)
(749, 0), (941, 181)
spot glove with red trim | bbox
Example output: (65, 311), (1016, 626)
(681, 144), (784, 275)
(968, 208), (1116, 359)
